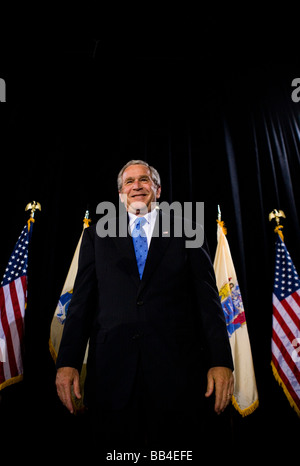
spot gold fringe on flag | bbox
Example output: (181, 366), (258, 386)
(231, 394), (259, 417)
(0, 374), (24, 391)
(271, 361), (300, 418)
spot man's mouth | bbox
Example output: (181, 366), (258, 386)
(131, 194), (147, 198)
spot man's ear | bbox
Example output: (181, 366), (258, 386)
(156, 186), (161, 199)
(119, 192), (125, 204)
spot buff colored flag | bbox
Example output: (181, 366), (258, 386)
(213, 218), (259, 416)
(49, 212), (91, 411)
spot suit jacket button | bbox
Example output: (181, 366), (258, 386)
(132, 333), (140, 340)
(137, 300), (144, 306)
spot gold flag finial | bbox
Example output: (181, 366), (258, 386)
(25, 201), (41, 218)
(83, 210), (91, 228)
(269, 209), (285, 241)
(25, 201), (41, 231)
(268, 209), (286, 225)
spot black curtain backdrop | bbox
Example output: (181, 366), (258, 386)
(1, 13), (300, 461)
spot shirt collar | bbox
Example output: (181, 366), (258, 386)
(128, 207), (158, 228)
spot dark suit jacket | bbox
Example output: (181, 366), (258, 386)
(56, 210), (233, 411)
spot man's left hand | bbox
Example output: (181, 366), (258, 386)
(205, 366), (234, 414)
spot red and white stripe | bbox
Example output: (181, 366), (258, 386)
(0, 275), (27, 387)
(271, 288), (300, 414)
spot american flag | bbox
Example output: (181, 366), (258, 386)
(271, 235), (300, 417)
(0, 220), (34, 390)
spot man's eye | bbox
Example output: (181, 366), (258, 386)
(141, 177), (149, 182)
(125, 179), (133, 185)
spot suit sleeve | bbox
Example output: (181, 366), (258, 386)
(188, 236), (234, 371)
(56, 226), (97, 371)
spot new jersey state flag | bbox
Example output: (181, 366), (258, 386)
(213, 220), (259, 416)
(49, 214), (91, 411)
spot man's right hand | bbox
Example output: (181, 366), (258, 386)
(55, 367), (81, 414)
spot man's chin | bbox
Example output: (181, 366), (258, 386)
(128, 201), (149, 215)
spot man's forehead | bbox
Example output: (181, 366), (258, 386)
(122, 164), (151, 178)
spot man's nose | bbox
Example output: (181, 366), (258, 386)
(132, 179), (142, 189)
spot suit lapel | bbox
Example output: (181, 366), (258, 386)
(138, 210), (173, 293)
(111, 214), (140, 288)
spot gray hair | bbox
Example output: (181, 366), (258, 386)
(117, 159), (161, 191)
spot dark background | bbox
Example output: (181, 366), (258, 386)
(0, 8), (299, 462)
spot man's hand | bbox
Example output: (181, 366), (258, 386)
(205, 366), (234, 414)
(55, 367), (81, 414)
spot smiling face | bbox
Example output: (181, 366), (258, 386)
(119, 164), (161, 215)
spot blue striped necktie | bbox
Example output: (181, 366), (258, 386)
(132, 217), (148, 279)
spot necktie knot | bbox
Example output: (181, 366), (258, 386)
(136, 216), (147, 228)
(132, 217), (147, 237)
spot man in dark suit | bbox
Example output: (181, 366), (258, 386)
(56, 160), (234, 452)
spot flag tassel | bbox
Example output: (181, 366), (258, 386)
(216, 219), (227, 236)
(274, 225), (284, 242)
(217, 205), (227, 235)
